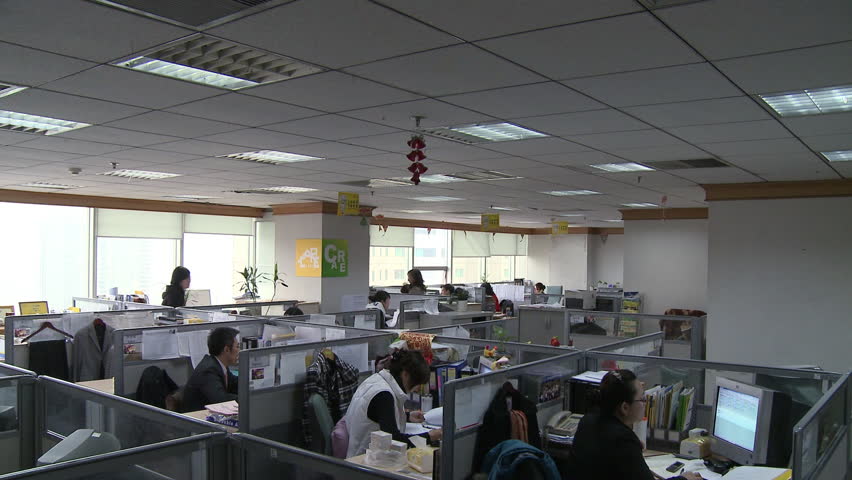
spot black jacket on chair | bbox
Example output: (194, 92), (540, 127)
(473, 383), (541, 472)
(181, 355), (237, 412)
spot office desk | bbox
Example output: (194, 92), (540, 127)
(418, 311), (494, 329)
(183, 409), (238, 434)
(76, 378), (115, 395)
(346, 454), (431, 480)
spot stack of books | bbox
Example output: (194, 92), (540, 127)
(643, 381), (696, 441)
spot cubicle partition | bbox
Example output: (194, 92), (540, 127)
(0, 364), (35, 378)
(415, 317), (520, 342)
(0, 375), (37, 475)
(589, 331), (664, 357)
(180, 300), (299, 317)
(397, 299), (493, 330)
(72, 297), (163, 312)
(792, 373), (849, 480)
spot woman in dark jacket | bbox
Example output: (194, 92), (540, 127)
(162, 266), (191, 307)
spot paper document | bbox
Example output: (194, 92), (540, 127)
(280, 351), (309, 384)
(721, 467), (791, 480)
(205, 400), (238, 416)
(423, 299), (439, 315)
(177, 330), (209, 368)
(332, 342), (369, 373)
(326, 328), (346, 340)
(572, 370), (609, 384)
(353, 315), (372, 329)
(405, 423), (430, 435)
(309, 314), (336, 326)
(341, 294), (368, 313)
(141, 329), (180, 360)
(645, 455), (721, 480)
(295, 326), (323, 342)
(211, 312), (231, 323)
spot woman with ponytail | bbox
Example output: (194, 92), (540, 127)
(343, 349), (442, 457)
(366, 290), (394, 327)
(573, 369), (702, 480)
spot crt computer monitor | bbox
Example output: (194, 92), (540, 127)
(712, 377), (792, 467)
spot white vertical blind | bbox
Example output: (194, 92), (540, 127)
(184, 214), (254, 235)
(370, 225), (414, 247)
(96, 209), (182, 239)
(452, 231), (490, 257)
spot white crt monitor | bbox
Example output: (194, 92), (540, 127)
(712, 377), (792, 467)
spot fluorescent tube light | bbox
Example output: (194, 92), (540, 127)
(396, 209), (432, 214)
(591, 162), (654, 173)
(249, 186), (317, 193)
(164, 195), (220, 200)
(99, 169), (181, 180)
(116, 57), (258, 90)
(491, 206), (518, 211)
(0, 84), (27, 99)
(622, 203), (658, 208)
(451, 122), (547, 142)
(759, 84), (852, 117)
(20, 182), (80, 190)
(820, 150), (852, 162)
(543, 190), (601, 196)
(411, 196), (463, 202)
(0, 110), (90, 135)
(222, 150), (323, 164)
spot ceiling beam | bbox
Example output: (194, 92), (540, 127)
(0, 189), (265, 217)
(619, 208), (708, 221)
(374, 218), (623, 235)
(702, 179), (852, 201)
(271, 201), (377, 216)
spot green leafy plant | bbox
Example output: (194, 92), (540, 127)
(264, 264), (289, 315)
(237, 266), (266, 300)
(452, 288), (470, 302)
(492, 326), (512, 357)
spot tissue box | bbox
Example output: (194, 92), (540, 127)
(369, 431), (392, 451)
(390, 440), (407, 454)
(366, 449), (407, 470)
(407, 447), (435, 473)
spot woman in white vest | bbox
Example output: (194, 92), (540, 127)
(366, 291), (393, 327)
(344, 350), (441, 457)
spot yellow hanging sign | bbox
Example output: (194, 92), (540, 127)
(337, 192), (360, 216)
(552, 222), (570, 235)
(481, 214), (500, 231)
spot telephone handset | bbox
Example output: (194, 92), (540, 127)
(546, 411), (583, 437)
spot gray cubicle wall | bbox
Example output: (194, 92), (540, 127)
(792, 373), (849, 480)
(3, 309), (173, 369)
(0, 364), (35, 378)
(396, 299), (493, 330)
(0, 375), (37, 475)
(415, 317), (520, 342)
(72, 297), (163, 312)
(179, 300), (299, 317)
(589, 331), (664, 357)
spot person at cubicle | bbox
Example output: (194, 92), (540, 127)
(162, 266), (191, 307)
(534, 282), (546, 295)
(572, 370), (702, 480)
(284, 306), (304, 316)
(342, 350), (441, 457)
(481, 282), (499, 312)
(366, 291), (394, 327)
(181, 327), (240, 412)
(405, 269), (427, 295)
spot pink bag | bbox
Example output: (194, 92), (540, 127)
(331, 418), (349, 458)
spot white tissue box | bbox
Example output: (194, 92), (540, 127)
(390, 440), (407, 453)
(369, 431), (392, 451)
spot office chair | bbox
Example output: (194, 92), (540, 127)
(307, 394), (334, 455)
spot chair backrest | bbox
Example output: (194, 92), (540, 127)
(307, 393), (334, 455)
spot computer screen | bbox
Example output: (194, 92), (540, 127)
(185, 289), (212, 307)
(714, 386), (760, 451)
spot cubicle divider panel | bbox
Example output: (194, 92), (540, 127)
(441, 351), (586, 480)
(72, 297), (167, 312)
(0, 432), (228, 480)
(181, 301), (300, 317)
(414, 318), (520, 343)
(231, 433), (411, 480)
(323, 310), (382, 329)
(237, 332), (395, 446)
(429, 336), (574, 371)
(0, 364), (35, 378)
(792, 373), (849, 480)
(588, 331), (664, 357)
(0, 376), (37, 475)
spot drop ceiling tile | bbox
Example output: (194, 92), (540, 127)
(606, 171), (697, 187)
(426, 145), (510, 163)
(0, 155), (51, 168)
(200, 171), (286, 182)
(515, 109), (649, 136)
(43, 65), (222, 109)
(0, 41), (94, 87)
(0, 146), (85, 162)
(56, 126), (181, 147)
(72, 156), (159, 170)
(800, 134), (852, 152)
(439, 82), (603, 120)
(665, 120), (791, 144)
(0, 88), (148, 124)
(831, 163), (852, 179)
(462, 156), (546, 171)
(165, 94), (321, 127)
(245, 71), (422, 112)
(105, 111), (242, 138)
(531, 150), (625, 167)
(241, 164), (331, 178)
(103, 148), (203, 164)
(13, 137), (126, 156)
(563, 63), (742, 107)
(781, 113), (852, 137)
(604, 144), (711, 162)
(715, 41), (852, 94)
(656, 0), (852, 60)
(197, 129), (319, 150)
(286, 142), (385, 159)
(724, 153), (839, 181)
(289, 159), (382, 174)
(700, 138), (811, 157)
(289, 172), (372, 183)
(343, 131), (460, 152)
(264, 115), (399, 140)
(0, 0), (190, 62)
(566, 129), (687, 150)
(344, 99), (495, 129)
(0, 131), (39, 147)
(481, 137), (590, 156)
(347, 153), (409, 167)
(209, 0), (458, 68)
(174, 157), (255, 171)
(671, 167), (762, 184)
(624, 97), (770, 128)
(346, 44), (545, 96)
(149, 140), (246, 157)
(478, 13), (701, 80)
(375, 0), (640, 40)
(0, 173), (54, 186)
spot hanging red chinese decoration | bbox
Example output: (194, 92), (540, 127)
(406, 134), (427, 185)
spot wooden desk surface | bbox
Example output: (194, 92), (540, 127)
(346, 454), (431, 480)
(76, 378), (115, 395)
(183, 410), (238, 433)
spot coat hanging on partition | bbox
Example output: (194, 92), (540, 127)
(71, 319), (115, 382)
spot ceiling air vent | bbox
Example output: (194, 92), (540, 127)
(98, 0), (280, 28)
(338, 179), (411, 189)
(446, 170), (522, 181)
(643, 159), (728, 170)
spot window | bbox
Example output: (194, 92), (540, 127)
(485, 256), (515, 283)
(96, 237), (179, 300)
(394, 269), (405, 281)
(414, 228), (449, 267)
(0, 203), (89, 311)
(369, 246), (412, 287)
(183, 233), (251, 304)
(453, 257), (485, 284)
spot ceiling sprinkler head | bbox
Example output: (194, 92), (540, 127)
(69, 167), (82, 175)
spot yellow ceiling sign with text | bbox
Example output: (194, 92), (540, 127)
(338, 192), (360, 216)
(481, 214), (500, 231)
(552, 222), (570, 234)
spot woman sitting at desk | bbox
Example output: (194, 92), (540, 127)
(343, 350), (441, 457)
(404, 269), (427, 295)
(573, 369), (702, 480)
(366, 291), (395, 327)
(162, 266), (190, 307)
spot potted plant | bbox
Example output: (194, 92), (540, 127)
(452, 287), (470, 312)
(236, 266), (265, 301)
(265, 264), (288, 315)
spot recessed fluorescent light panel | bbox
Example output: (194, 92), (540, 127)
(242, 186), (318, 194)
(114, 34), (322, 90)
(0, 110), (90, 135)
(222, 150), (323, 164)
(591, 162), (654, 173)
(543, 190), (601, 196)
(759, 84), (852, 117)
(423, 122), (547, 144)
(491, 206), (518, 211)
(604, 219), (623, 222)
(20, 182), (80, 190)
(0, 83), (27, 99)
(99, 169), (180, 180)
(447, 170), (521, 181)
(396, 210), (432, 214)
(821, 150), (852, 162)
(622, 203), (658, 208)
(558, 214), (585, 217)
(411, 196), (463, 202)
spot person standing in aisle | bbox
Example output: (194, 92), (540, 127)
(162, 266), (191, 307)
(405, 269), (427, 294)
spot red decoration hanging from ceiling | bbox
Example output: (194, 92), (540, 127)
(406, 134), (427, 185)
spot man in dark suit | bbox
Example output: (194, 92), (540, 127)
(181, 327), (240, 412)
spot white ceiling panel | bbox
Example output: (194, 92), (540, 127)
(440, 82), (603, 119)
(288, 172), (371, 183)
(284, 142), (386, 159)
(197, 129), (319, 150)
(515, 109), (649, 136)
(0, 146), (85, 162)
(831, 163), (852, 179)
(481, 137), (590, 156)
(0, 131), (39, 147)
(425, 144), (509, 163)
(781, 113), (852, 137)
(244, 71), (422, 112)
(478, 13), (701, 80)
(105, 111), (242, 138)
(209, 0), (458, 68)
(0, 0), (190, 62)
(724, 153), (839, 181)
(346, 44), (545, 96)
(0, 41), (94, 87)
(264, 115), (399, 140)
(344, 131), (460, 153)
(604, 144), (711, 162)
(375, 0), (640, 41)
(674, 167), (762, 184)
(665, 120), (791, 144)
(663, 186), (707, 202)
(102, 148), (203, 164)
(72, 155), (158, 170)
(165, 93), (321, 127)
(461, 156), (546, 171)
(43, 65), (222, 109)
(605, 171), (696, 188)
(563, 63), (742, 107)
(800, 134), (852, 152)
(656, 0), (852, 60)
(173, 157), (255, 171)
(566, 130), (688, 151)
(714, 41), (852, 94)
(339, 153), (402, 167)
(149, 139), (245, 157)
(700, 138), (811, 157)
(0, 88), (148, 124)
(56, 126), (181, 147)
(0, 173), (56, 186)
(624, 97), (770, 128)
(343, 99), (494, 129)
(0, 155), (52, 168)
(531, 150), (625, 167)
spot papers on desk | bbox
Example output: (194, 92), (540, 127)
(721, 466), (791, 480)
(141, 329), (180, 360)
(572, 370), (609, 384)
(205, 400), (238, 416)
(405, 423), (430, 435)
(645, 455), (721, 480)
